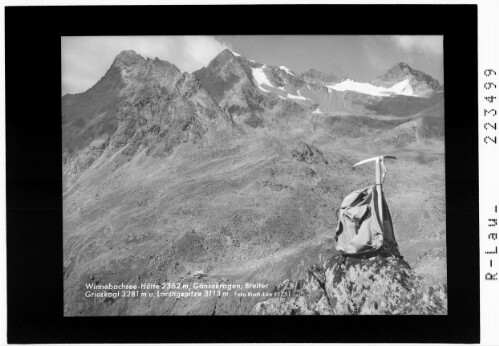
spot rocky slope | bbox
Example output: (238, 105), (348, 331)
(251, 251), (447, 315)
(301, 68), (347, 85)
(63, 50), (233, 189)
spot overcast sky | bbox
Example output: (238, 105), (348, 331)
(62, 35), (443, 95)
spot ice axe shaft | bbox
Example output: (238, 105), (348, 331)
(352, 156), (396, 225)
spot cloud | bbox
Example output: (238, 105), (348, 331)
(391, 36), (443, 56)
(61, 36), (230, 95)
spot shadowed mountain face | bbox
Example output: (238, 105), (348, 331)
(63, 50), (233, 188)
(194, 49), (309, 127)
(63, 49), (446, 316)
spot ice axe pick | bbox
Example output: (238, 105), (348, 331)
(352, 156), (396, 225)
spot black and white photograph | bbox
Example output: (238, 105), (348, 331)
(62, 35), (447, 316)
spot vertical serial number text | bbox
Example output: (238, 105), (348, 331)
(484, 69), (497, 144)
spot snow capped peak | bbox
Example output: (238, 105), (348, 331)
(279, 65), (295, 76)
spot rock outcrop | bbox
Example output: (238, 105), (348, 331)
(251, 250), (447, 315)
(291, 142), (328, 165)
(301, 68), (347, 85)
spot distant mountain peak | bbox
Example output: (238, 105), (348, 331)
(375, 62), (443, 94)
(381, 62), (414, 76)
(112, 50), (144, 68)
(203, 49), (245, 72)
(379, 62), (435, 81)
(109, 50), (182, 80)
(220, 48), (236, 57)
(396, 61), (410, 68)
(227, 49), (242, 57)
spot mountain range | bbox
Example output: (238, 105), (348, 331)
(63, 48), (446, 316)
(63, 49), (444, 187)
(194, 49), (443, 122)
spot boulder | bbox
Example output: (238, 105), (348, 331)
(291, 142), (328, 165)
(251, 250), (447, 315)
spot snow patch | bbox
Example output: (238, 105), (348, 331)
(279, 65), (296, 76)
(278, 95), (286, 100)
(327, 78), (418, 97)
(386, 79), (415, 96)
(312, 107), (323, 114)
(298, 90), (307, 98)
(251, 65), (273, 93)
(287, 90), (310, 101)
(229, 50), (241, 57)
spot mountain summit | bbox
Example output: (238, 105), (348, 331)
(111, 50), (144, 69)
(194, 49), (309, 127)
(372, 62), (443, 97)
(377, 62), (439, 84)
(62, 50), (232, 188)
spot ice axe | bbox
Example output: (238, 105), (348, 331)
(352, 156), (396, 224)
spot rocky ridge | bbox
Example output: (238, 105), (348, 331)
(301, 68), (348, 85)
(63, 50), (233, 189)
(252, 250), (447, 315)
(194, 50), (444, 120)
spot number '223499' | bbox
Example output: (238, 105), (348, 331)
(484, 69), (497, 144)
